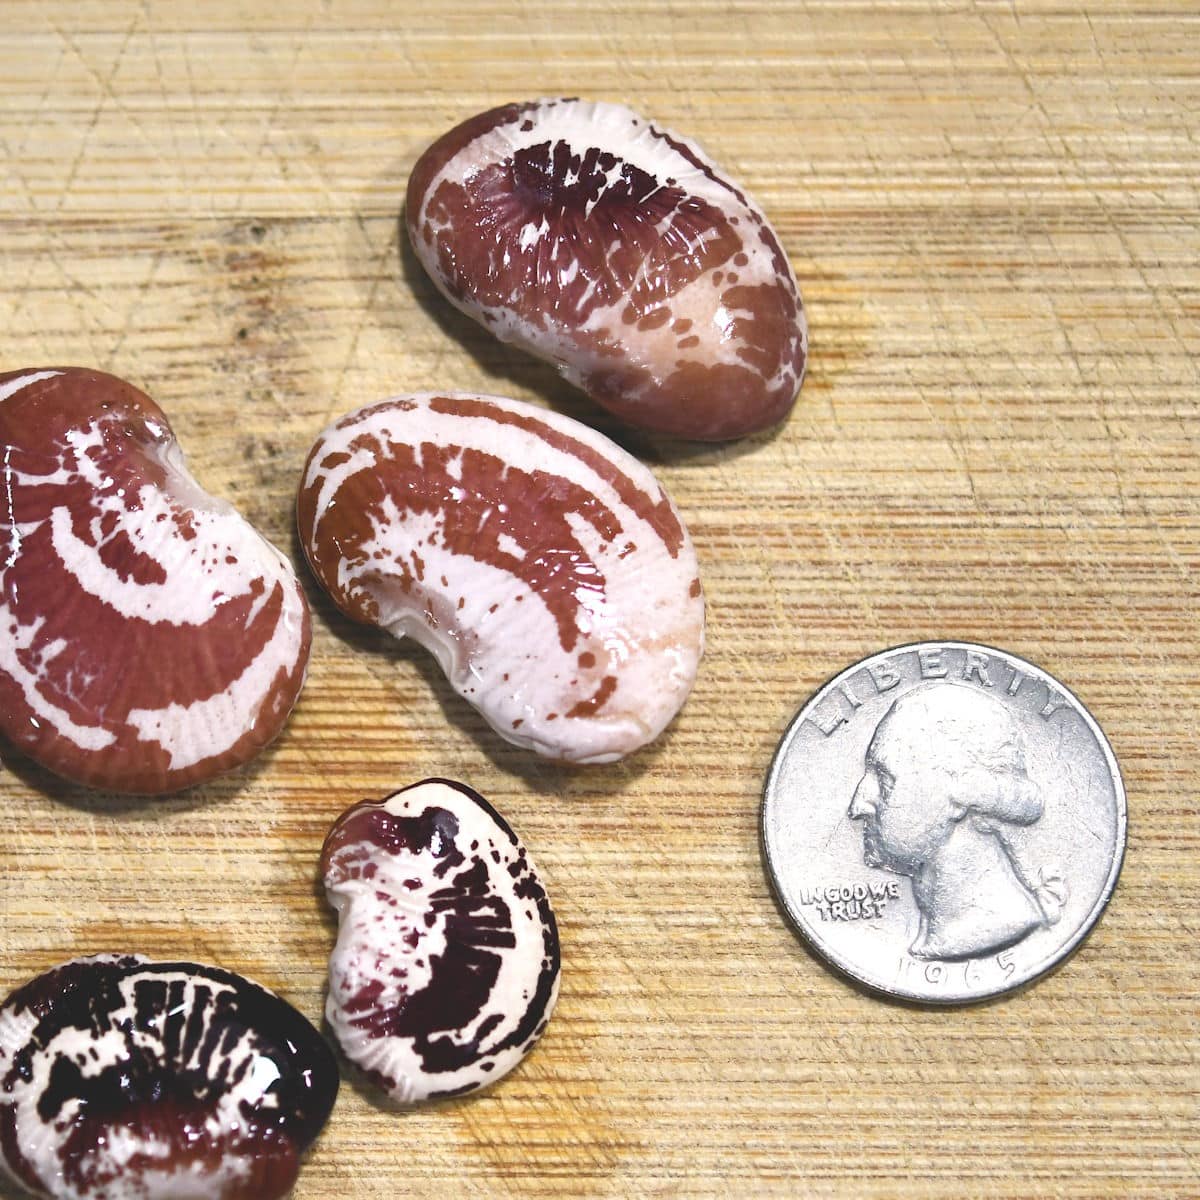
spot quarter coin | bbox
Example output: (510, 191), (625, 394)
(761, 641), (1126, 1004)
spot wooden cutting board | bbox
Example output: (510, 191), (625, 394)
(1, 2), (1196, 1196)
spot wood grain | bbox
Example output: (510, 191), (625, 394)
(0, 2), (1196, 1196)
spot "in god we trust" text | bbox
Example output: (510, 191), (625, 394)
(798, 880), (901, 921)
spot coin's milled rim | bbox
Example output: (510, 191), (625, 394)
(760, 640), (1128, 1005)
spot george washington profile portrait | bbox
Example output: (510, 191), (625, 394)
(848, 682), (1066, 961)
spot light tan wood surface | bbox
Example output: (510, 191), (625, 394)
(1, 2), (1196, 1196)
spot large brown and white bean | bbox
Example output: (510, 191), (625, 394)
(297, 392), (704, 763)
(406, 97), (807, 440)
(0, 955), (339, 1200)
(0, 368), (310, 794)
(321, 779), (560, 1104)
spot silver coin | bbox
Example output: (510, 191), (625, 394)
(761, 641), (1126, 1004)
